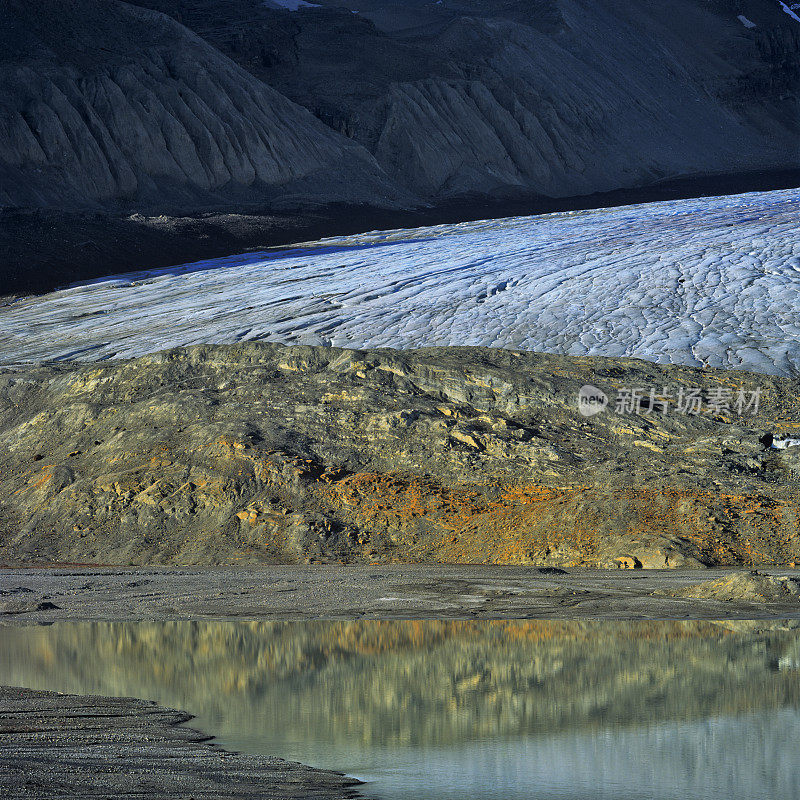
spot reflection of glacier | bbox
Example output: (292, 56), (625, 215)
(1, 621), (800, 799)
(346, 713), (800, 800)
(2, 189), (799, 374)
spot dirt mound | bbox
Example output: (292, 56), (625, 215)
(666, 572), (800, 603)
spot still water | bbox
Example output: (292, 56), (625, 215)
(1, 620), (799, 799)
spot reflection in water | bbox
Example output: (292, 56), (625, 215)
(1, 621), (799, 799)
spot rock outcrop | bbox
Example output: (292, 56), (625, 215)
(659, 570), (800, 602)
(1, 344), (799, 567)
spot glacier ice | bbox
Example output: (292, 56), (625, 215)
(1, 188), (799, 375)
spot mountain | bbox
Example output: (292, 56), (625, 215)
(1, 343), (797, 567)
(1, 0), (798, 215)
(0, 0), (798, 293)
(133, 0), (800, 201)
(0, 0), (405, 212)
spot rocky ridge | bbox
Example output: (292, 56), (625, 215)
(1, 344), (799, 568)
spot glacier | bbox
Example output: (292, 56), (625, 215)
(1, 188), (799, 374)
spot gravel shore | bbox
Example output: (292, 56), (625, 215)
(2, 565), (800, 623)
(0, 686), (370, 799)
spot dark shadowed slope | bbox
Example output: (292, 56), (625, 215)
(3, 0), (797, 215)
(1, 0), (798, 293)
(136, 0), (800, 200)
(0, 0), (405, 213)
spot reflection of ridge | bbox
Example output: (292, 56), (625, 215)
(0, 620), (799, 751)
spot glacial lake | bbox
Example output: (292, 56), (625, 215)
(1, 620), (799, 799)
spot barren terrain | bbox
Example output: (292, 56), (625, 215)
(1, 344), (799, 570)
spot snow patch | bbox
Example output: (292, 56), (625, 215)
(773, 438), (800, 450)
(737, 14), (757, 28)
(264, 0), (320, 10)
(778, 1), (800, 22)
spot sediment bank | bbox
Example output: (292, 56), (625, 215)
(0, 685), (369, 799)
(2, 565), (800, 622)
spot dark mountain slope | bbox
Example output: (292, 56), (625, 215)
(0, 0), (405, 212)
(1, 0), (798, 293)
(135, 0), (800, 199)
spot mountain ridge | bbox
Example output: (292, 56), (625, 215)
(1, 343), (798, 568)
(2, 0), (798, 215)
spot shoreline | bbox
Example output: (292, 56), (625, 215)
(0, 685), (369, 799)
(2, 565), (800, 623)
(3, 168), (799, 297)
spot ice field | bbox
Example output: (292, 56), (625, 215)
(2, 188), (799, 374)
